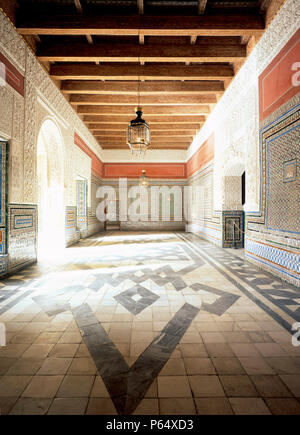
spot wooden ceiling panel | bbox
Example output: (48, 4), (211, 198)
(12, 0), (276, 150)
(82, 115), (207, 123)
(17, 14), (265, 36)
(50, 63), (234, 80)
(69, 94), (217, 105)
(37, 41), (246, 63)
(61, 80), (225, 94)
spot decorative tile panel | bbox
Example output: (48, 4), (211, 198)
(65, 206), (80, 247)
(8, 204), (37, 271)
(222, 211), (245, 248)
(283, 159), (297, 183)
(76, 179), (88, 231)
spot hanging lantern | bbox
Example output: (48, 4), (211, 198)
(139, 169), (149, 187)
(127, 107), (151, 154)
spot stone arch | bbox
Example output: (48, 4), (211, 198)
(36, 117), (65, 257)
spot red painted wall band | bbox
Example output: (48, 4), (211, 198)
(0, 51), (24, 97)
(186, 134), (215, 178)
(259, 28), (300, 122)
(74, 134), (214, 180)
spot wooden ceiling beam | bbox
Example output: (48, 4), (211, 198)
(61, 80), (225, 94)
(83, 115), (206, 123)
(70, 94), (217, 105)
(96, 136), (193, 142)
(198, 0), (208, 14)
(77, 105), (210, 114)
(17, 14), (265, 36)
(99, 140), (190, 147)
(37, 42), (246, 62)
(93, 130), (196, 136)
(137, 0), (144, 14)
(51, 64), (234, 80)
(74, 0), (83, 13)
(100, 144), (189, 149)
(87, 123), (202, 130)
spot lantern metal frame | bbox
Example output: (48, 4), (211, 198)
(127, 107), (151, 154)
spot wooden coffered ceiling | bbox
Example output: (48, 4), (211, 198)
(3, 0), (284, 150)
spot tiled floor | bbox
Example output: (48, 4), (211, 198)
(0, 231), (299, 415)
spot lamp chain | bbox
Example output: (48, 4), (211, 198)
(138, 19), (141, 109)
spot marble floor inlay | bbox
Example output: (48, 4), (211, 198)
(0, 231), (299, 415)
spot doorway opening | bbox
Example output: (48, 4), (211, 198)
(223, 162), (246, 252)
(37, 119), (65, 259)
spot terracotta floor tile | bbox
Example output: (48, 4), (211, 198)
(205, 343), (235, 357)
(212, 358), (245, 375)
(7, 358), (44, 375)
(160, 358), (186, 376)
(265, 398), (300, 415)
(279, 375), (300, 396)
(264, 357), (300, 374)
(56, 375), (94, 398)
(133, 398), (159, 415)
(0, 358), (18, 375)
(0, 397), (17, 414)
(38, 358), (72, 375)
(22, 344), (54, 359)
(254, 343), (287, 357)
(67, 357), (97, 375)
(49, 343), (79, 358)
(10, 398), (51, 415)
(230, 343), (261, 357)
(254, 374), (294, 398)
(159, 398), (196, 415)
(47, 398), (88, 415)
(195, 398), (233, 415)
(220, 375), (258, 397)
(157, 376), (192, 398)
(183, 358), (216, 375)
(90, 376), (110, 398)
(188, 375), (225, 397)
(229, 397), (271, 415)
(238, 357), (276, 375)
(0, 375), (32, 397)
(85, 398), (117, 415)
(22, 375), (63, 398)
(180, 344), (207, 358)
(201, 332), (226, 344)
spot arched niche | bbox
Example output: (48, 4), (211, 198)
(223, 161), (246, 211)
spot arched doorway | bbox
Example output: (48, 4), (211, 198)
(37, 119), (65, 258)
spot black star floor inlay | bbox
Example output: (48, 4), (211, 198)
(114, 285), (160, 315)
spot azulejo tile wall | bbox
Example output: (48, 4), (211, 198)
(246, 98), (300, 286)
(65, 206), (80, 247)
(186, 164), (222, 245)
(76, 179), (88, 232)
(0, 141), (8, 257)
(8, 203), (37, 272)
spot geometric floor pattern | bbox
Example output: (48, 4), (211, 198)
(0, 231), (299, 415)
